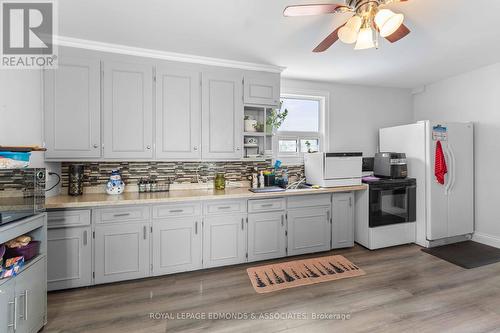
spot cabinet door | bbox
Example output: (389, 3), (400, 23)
(47, 226), (92, 291)
(203, 214), (246, 268)
(248, 211), (286, 262)
(44, 56), (101, 158)
(243, 72), (280, 107)
(94, 223), (150, 284)
(0, 279), (15, 333)
(103, 61), (154, 159)
(202, 70), (243, 160)
(332, 192), (355, 249)
(156, 65), (201, 160)
(15, 257), (47, 333)
(152, 217), (202, 275)
(287, 207), (331, 256)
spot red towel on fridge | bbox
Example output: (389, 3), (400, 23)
(435, 141), (447, 185)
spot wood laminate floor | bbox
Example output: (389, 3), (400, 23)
(45, 245), (500, 333)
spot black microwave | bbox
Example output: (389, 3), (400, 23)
(0, 168), (45, 225)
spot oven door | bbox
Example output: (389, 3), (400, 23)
(369, 184), (416, 228)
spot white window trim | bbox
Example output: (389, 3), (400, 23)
(273, 88), (330, 165)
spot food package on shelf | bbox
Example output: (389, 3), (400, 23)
(0, 256), (24, 279)
(5, 235), (31, 248)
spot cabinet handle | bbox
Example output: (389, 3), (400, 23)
(193, 146), (198, 151)
(169, 209), (183, 213)
(281, 215), (284, 226)
(217, 206), (231, 210)
(236, 147), (241, 151)
(195, 221), (198, 235)
(260, 204), (273, 208)
(93, 144), (99, 148)
(8, 297), (17, 330)
(349, 197), (352, 207)
(83, 230), (88, 246)
(113, 213), (131, 217)
(241, 218), (244, 230)
(146, 145), (151, 150)
(24, 290), (28, 321)
(143, 226), (147, 240)
(327, 210), (331, 224)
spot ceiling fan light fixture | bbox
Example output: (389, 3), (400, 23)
(374, 9), (404, 37)
(354, 27), (376, 50)
(338, 15), (362, 44)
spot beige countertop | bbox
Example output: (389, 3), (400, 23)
(45, 185), (367, 209)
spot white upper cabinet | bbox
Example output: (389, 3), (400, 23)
(102, 61), (154, 159)
(243, 71), (280, 107)
(156, 65), (201, 160)
(202, 70), (244, 160)
(44, 56), (101, 159)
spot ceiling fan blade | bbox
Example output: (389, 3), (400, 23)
(385, 24), (410, 43)
(284, 4), (346, 17)
(312, 24), (345, 52)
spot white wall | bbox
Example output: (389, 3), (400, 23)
(413, 62), (500, 248)
(0, 69), (61, 196)
(282, 78), (414, 157)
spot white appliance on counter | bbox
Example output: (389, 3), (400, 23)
(304, 152), (362, 187)
(379, 120), (474, 248)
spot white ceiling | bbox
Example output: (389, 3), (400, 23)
(59, 0), (500, 88)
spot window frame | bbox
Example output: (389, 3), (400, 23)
(274, 90), (329, 164)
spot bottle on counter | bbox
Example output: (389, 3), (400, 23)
(214, 172), (226, 190)
(252, 173), (258, 189)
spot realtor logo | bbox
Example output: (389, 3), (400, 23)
(1, 0), (57, 68)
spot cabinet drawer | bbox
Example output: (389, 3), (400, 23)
(48, 210), (91, 228)
(94, 206), (150, 224)
(204, 200), (246, 215)
(248, 198), (285, 213)
(153, 202), (201, 218)
(287, 194), (331, 209)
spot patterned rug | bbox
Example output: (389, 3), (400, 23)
(247, 255), (365, 293)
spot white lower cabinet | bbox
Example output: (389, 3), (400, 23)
(47, 226), (92, 291)
(153, 217), (202, 275)
(94, 223), (150, 284)
(287, 207), (331, 256)
(203, 214), (247, 268)
(332, 192), (355, 249)
(0, 257), (47, 333)
(248, 211), (286, 262)
(14, 258), (47, 333)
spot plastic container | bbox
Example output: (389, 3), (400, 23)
(0, 151), (31, 162)
(5, 241), (40, 261)
(0, 151), (31, 168)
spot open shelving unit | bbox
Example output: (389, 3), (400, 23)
(243, 105), (274, 161)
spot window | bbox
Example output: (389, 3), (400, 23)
(275, 93), (327, 163)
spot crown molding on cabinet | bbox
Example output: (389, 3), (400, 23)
(55, 35), (286, 73)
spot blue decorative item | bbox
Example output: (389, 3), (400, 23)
(106, 169), (125, 195)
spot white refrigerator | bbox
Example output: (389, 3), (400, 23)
(379, 120), (474, 247)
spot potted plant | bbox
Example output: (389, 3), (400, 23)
(266, 102), (288, 134)
(244, 115), (257, 132)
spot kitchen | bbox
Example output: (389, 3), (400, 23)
(1, 1), (500, 332)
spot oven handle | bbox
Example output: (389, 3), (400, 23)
(406, 185), (417, 222)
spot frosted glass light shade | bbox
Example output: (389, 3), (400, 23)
(375, 9), (404, 37)
(338, 15), (362, 44)
(354, 27), (375, 50)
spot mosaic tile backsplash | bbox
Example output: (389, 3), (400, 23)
(60, 161), (305, 189)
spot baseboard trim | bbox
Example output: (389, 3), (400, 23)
(473, 232), (500, 249)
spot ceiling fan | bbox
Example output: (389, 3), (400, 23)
(284, 0), (411, 52)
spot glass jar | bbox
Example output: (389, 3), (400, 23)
(214, 173), (226, 190)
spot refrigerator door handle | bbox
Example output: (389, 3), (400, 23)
(448, 144), (457, 192)
(443, 145), (452, 195)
